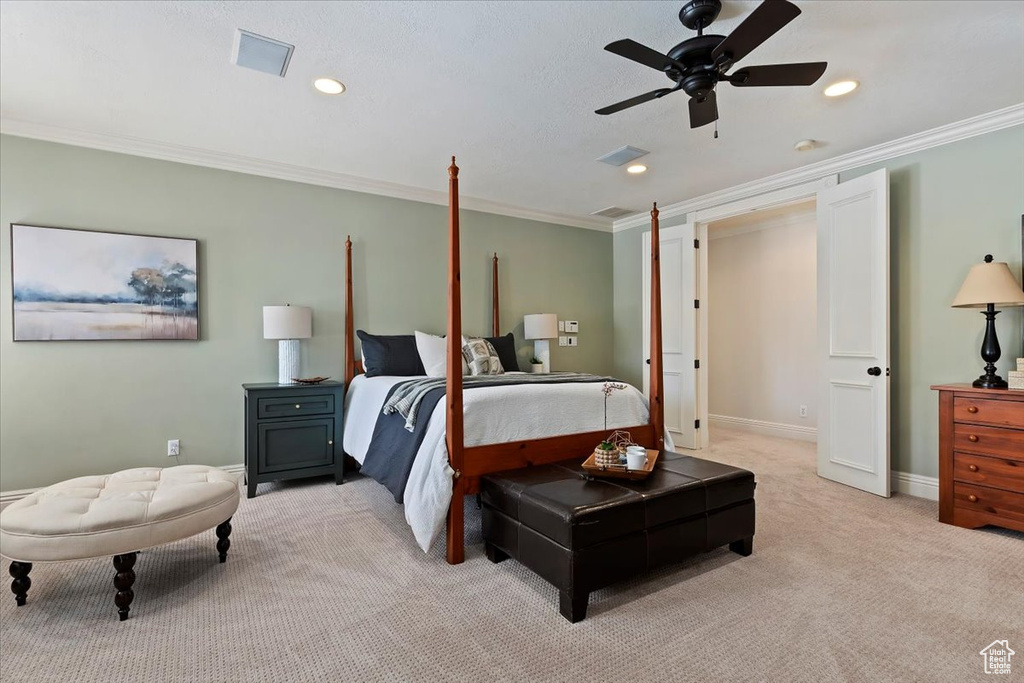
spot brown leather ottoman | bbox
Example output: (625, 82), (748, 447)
(480, 451), (755, 622)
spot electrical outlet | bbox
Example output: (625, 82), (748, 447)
(565, 320), (579, 333)
(558, 320), (565, 332)
(799, 405), (808, 418)
(167, 439), (180, 456)
(558, 336), (568, 347)
(567, 336), (578, 347)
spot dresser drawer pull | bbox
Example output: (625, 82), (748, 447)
(968, 494), (978, 502)
(328, 440), (333, 445)
(968, 434), (979, 442)
(295, 404), (301, 409)
(968, 464), (979, 472)
(967, 406), (979, 414)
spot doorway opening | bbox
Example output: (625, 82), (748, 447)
(704, 199), (818, 449)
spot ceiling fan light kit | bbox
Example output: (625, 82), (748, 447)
(596, 0), (827, 130)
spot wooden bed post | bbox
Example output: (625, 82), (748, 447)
(492, 253), (500, 337)
(344, 235), (356, 389)
(446, 157), (466, 565)
(649, 203), (665, 450)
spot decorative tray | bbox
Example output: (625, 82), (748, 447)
(581, 449), (660, 480)
(291, 376), (330, 385)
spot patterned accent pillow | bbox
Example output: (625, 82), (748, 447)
(461, 338), (504, 376)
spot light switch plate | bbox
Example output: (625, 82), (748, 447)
(566, 336), (578, 347)
(558, 336), (568, 347)
(558, 321), (565, 332)
(565, 321), (579, 333)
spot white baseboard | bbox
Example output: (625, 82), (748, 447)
(0, 463), (246, 506)
(892, 471), (939, 501)
(710, 414), (817, 443)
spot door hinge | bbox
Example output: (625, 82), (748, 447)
(694, 419), (701, 429)
(694, 299), (700, 309)
(694, 238), (700, 248)
(694, 359), (700, 369)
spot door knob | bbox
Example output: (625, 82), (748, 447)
(867, 367), (882, 376)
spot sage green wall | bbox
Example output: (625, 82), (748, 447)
(0, 135), (612, 491)
(613, 125), (1024, 480)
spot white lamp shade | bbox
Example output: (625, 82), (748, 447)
(524, 313), (558, 340)
(263, 305), (312, 339)
(951, 260), (1024, 308)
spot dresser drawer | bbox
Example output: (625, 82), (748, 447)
(954, 453), (1024, 493)
(954, 483), (1024, 524)
(953, 423), (1024, 461)
(258, 393), (335, 419)
(953, 396), (1024, 429)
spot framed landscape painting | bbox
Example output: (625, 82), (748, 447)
(11, 224), (199, 341)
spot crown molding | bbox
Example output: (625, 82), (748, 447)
(613, 103), (1024, 232)
(0, 118), (612, 233)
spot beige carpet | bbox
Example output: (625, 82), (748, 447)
(1, 428), (1021, 682)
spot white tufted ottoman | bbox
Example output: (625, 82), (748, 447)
(0, 465), (239, 620)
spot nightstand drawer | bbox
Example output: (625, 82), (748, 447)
(954, 483), (1024, 524)
(954, 453), (1024, 493)
(953, 424), (1024, 462)
(257, 418), (335, 473)
(954, 396), (1024, 429)
(258, 393), (335, 419)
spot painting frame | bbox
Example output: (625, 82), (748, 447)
(10, 223), (200, 342)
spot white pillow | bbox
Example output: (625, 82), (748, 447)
(415, 331), (468, 377)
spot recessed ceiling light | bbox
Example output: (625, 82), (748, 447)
(824, 80), (858, 97)
(627, 164), (648, 174)
(314, 78), (346, 95)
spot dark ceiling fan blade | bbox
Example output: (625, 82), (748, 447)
(605, 39), (685, 72)
(730, 62), (827, 87)
(712, 0), (801, 65)
(688, 90), (718, 129)
(596, 88), (675, 115)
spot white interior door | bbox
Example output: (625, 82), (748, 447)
(816, 168), (890, 496)
(643, 224), (698, 449)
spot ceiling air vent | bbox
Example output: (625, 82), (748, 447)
(596, 146), (649, 167)
(232, 30), (294, 77)
(591, 206), (636, 219)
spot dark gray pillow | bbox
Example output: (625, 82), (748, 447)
(486, 333), (519, 373)
(356, 331), (425, 377)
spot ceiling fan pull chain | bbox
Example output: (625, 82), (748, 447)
(714, 118), (718, 139)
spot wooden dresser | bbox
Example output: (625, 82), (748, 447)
(932, 384), (1024, 532)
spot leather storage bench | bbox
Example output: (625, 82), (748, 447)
(480, 451), (755, 622)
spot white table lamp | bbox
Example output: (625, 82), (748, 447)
(524, 313), (558, 373)
(263, 305), (312, 384)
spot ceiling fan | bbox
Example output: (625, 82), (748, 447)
(595, 0), (827, 129)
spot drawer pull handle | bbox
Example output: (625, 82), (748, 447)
(328, 440), (334, 446)
(295, 404), (301, 409)
(968, 464), (979, 472)
(967, 406), (978, 414)
(968, 494), (978, 503)
(968, 434), (979, 442)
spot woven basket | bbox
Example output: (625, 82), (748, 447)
(593, 447), (620, 467)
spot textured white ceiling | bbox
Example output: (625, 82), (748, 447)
(1, 1), (1022, 227)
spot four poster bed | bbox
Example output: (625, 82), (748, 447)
(343, 158), (665, 565)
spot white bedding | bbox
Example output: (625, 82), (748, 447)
(343, 373), (668, 552)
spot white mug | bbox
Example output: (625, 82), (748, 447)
(626, 450), (647, 470)
(626, 445), (645, 456)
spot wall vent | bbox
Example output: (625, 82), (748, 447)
(596, 146), (649, 167)
(232, 30), (294, 77)
(591, 206), (636, 219)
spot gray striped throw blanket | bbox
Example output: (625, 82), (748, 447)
(382, 373), (620, 431)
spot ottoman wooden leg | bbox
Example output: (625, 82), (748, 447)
(216, 518), (232, 563)
(9, 561), (32, 607)
(559, 589), (588, 623)
(113, 552), (137, 621)
(484, 542), (508, 564)
(729, 536), (753, 557)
